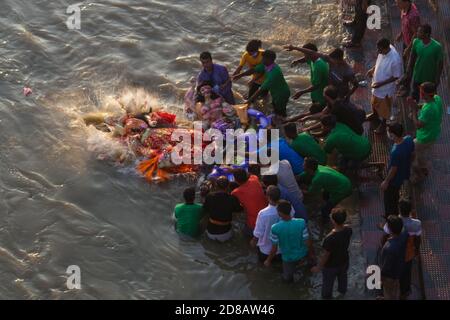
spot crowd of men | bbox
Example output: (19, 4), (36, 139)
(173, 0), (443, 300)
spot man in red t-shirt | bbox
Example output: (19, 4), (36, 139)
(395, 0), (421, 60)
(232, 168), (268, 236)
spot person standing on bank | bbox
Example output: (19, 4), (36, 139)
(407, 82), (443, 182)
(399, 24), (443, 100)
(395, 0), (421, 60)
(343, 0), (371, 48)
(380, 123), (414, 217)
(366, 38), (403, 134)
(312, 208), (353, 299)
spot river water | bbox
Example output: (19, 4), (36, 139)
(0, 0), (367, 299)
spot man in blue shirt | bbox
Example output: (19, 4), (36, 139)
(380, 123), (414, 217)
(196, 51), (235, 104)
(380, 215), (408, 300)
(264, 200), (312, 282)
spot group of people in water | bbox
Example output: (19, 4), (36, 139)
(173, 0), (444, 300)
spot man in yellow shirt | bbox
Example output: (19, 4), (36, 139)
(232, 39), (266, 99)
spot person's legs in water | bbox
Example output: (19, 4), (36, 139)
(322, 267), (338, 299)
(383, 184), (400, 218)
(337, 263), (349, 295)
(282, 260), (298, 283)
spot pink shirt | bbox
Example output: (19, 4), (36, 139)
(401, 3), (421, 46)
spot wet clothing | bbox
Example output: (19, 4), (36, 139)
(204, 191), (242, 235)
(254, 63), (291, 116)
(174, 203), (204, 237)
(232, 175), (268, 229)
(279, 184), (307, 220)
(412, 38), (444, 84)
(290, 132), (327, 165)
(197, 63), (235, 104)
(307, 58), (329, 106)
(416, 95), (443, 144)
(324, 122), (371, 161)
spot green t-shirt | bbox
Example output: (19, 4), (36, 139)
(270, 218), (309, 262)
(324, 122), (371, 161)
(290, 133), (327, 165)
(417, 95), (443, 144)
(412, 38), (444, 83)
(255, 64), (291, 105)
(301, 165), (352, 204)
(174, 203), (204, 237)
(307, 58), (329, 106)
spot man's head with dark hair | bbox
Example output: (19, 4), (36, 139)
(267, 185), (281, 204)
(396, 0), (412, 11)
(246, 39), (262, 55)
(417, 24), (432, 40)
(248, 164), (261, 178)
(420, 82), (437, 100)
(399, 200), (412, 217)
(200, 51), (213, 72)
(183, 187), (196, 204)
(303, 157), (319, 175)
(302, 42), (318, 60)
(277, 200), (292, 219)
(233, 168), (249, 185)
(262, 50), (276, 66)
(324, 85), (339, 104)
(330, 208), (347, 226)
(329, 48), (344, 62)
(320, 114), (337, 131)
(377, 38), (391, 54)
(284, 122), (298, 140)
(216, 176), (229, 191)
(387, 215), (404, 235)
(261, 174), (278, 188)
(387, 122), (404, 139)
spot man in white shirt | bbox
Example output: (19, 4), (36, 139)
(366, 38), (403, 134)
(251, 185), (296, 262)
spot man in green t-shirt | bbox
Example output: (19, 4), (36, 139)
(321, 114), (371, 167)
(298, 158), (352, 223)
(407, 82), (443, 182)
(284, 122), (327, 165)
(233, 50), (291, 118)
(174, 187), (204, 238)
(284, 43), (329, 107)
(400, 24), (443, 101)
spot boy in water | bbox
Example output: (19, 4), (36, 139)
(173, 187), (205, 238)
